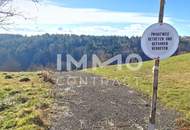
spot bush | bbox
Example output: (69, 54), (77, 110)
(5, 75), (13, 79)
(19, 78), (31, 82)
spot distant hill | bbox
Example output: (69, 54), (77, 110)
(0, 34), (189, 71)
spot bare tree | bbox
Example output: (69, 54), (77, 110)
(0, 0), (38, 28)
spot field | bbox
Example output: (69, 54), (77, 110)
(86, 53), (190, 128)
(0, 72), (52, 130)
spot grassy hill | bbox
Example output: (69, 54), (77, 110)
(0, 72), (52, 130)
(86, 53), (190, 128)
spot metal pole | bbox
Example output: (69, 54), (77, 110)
(148, 0), (165, 130)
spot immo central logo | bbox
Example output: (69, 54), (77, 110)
(57, 54), (143, 71)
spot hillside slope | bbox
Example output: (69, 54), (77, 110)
(0, 72), (52, 130)
(86, 53), (190, 127)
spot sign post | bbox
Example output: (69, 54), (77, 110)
(148, 0), (164, 129)
(141, 0), (179, 130)
(148, 58), (159, 130)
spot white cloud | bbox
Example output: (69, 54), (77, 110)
(0, 24), (147, 37)
(0, 0), (172, 36)
(54, 24), (147, 36)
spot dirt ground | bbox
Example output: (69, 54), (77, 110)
(50, 72), (180, 130)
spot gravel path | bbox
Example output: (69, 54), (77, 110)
(50, 72), (179, 130)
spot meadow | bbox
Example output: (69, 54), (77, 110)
(0, 72), (52, 130)
(86, 53), (190, 128)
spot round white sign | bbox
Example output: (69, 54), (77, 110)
(141, 23), (179, 60)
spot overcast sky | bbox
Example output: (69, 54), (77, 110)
(0, 0), (189, 36)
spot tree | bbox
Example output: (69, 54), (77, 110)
(0, 0), (38, 28)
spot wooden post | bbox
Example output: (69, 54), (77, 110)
(148, 58), (160, 130)
(148, 0), (165, 130)
(158, 0), (165, 23)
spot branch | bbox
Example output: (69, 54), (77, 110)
(0, 0), (39, 28)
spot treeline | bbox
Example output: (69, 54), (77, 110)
(0, 34), (189, 71)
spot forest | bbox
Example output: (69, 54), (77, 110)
(0, 34), (189, 71)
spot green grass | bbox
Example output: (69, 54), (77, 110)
(86, 53), (190, 127)
(0, 72), (52, 130)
